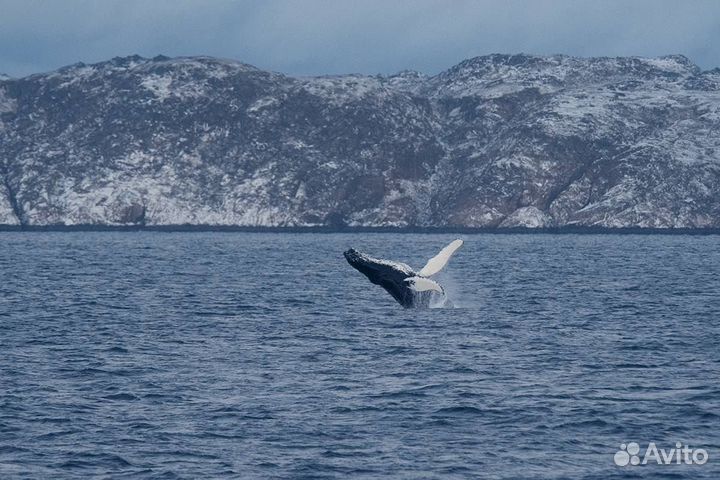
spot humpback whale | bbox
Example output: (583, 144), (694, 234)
(343, 239), (464, 308)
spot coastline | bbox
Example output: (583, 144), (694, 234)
(1, 224), (720, 235)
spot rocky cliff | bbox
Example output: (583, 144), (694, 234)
(1, 53), (719, 227)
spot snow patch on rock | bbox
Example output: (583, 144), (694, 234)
(500, 206), (551, 228)
(0, 87), (16, 114)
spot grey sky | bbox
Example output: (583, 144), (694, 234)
(1, 0), (719, 78)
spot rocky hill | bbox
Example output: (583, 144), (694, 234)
(1, 53), (719, 228)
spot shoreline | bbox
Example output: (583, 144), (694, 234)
(1, 224), (720, 235)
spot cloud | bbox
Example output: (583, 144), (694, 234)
(1, 0), (719, 77)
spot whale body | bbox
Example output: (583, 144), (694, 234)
(343, 239), (463, 308)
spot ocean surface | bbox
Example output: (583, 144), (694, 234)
(1, 232), (719, 479)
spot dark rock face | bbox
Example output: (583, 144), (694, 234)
(0, 53), (719, 227)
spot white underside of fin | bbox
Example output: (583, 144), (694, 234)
(418, 239), (464, 277)
(404, 276), (443, 293)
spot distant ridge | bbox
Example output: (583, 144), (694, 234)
(1, 53), (719, 228)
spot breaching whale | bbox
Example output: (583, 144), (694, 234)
(343, 239), (464, 308)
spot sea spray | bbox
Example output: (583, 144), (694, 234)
(433, 270), (467, 308)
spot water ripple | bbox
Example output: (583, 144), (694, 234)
(0, 232), (719, 478)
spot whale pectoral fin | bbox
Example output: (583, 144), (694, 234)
(404, 276), (443, 293)
(418, 239), (464, 277)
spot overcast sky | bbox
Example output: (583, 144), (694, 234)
(1, 0), (719, 78)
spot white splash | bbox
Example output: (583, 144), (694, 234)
(431, 270), (467, 309)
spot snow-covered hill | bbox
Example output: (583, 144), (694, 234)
(1, 53), (719, 227)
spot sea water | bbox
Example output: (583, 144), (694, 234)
(0, 232), (719, 479)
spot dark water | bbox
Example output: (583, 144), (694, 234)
(1, 232), (719, 479)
